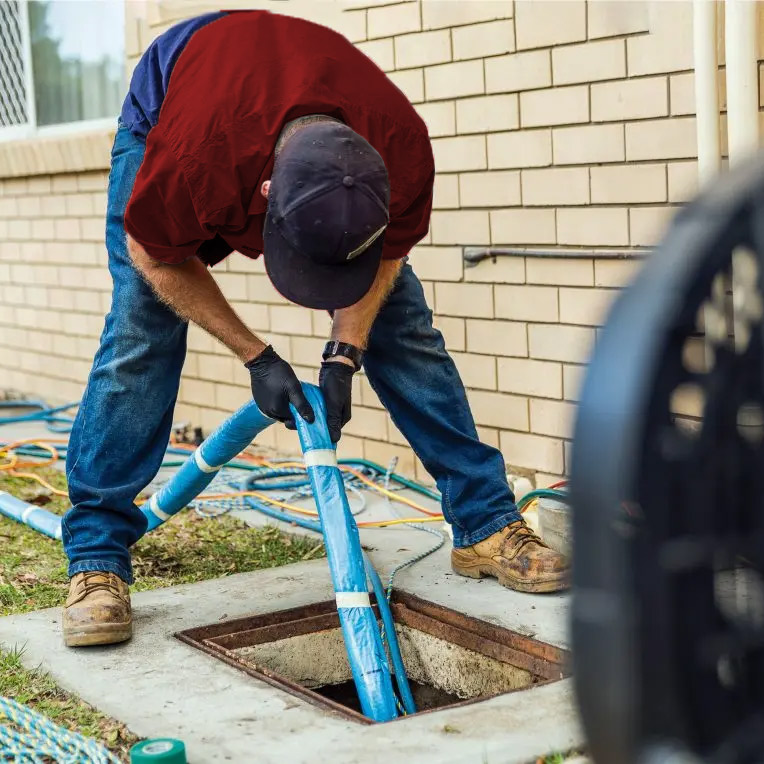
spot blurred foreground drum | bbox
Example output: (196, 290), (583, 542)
(571, 157), (764, 764)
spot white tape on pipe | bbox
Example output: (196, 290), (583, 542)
(54, 525), (62, 540)
(193, 448), (221, 474)
(335, 591), (372, 608)
(149, 495), (171, 521)
(21, 505), (35, 523)
(303, 449), (338, 468)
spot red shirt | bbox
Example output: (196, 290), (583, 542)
(124, 11), (434, 268)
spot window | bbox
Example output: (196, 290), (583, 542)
(0, 0), (124, 138)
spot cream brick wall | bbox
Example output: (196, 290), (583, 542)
(0, 171), (112, 404)
(0, 0), (760, 488)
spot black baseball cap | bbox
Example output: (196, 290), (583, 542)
(263, 121), (390, 310)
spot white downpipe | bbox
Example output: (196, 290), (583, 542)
(724, 1), (759, 354)
(693, 0), (722, 364)
(692, 0), (720, 183)
(724, 0), (759, 166)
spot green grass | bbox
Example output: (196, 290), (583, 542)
(0, 466), (324, 760)
(540, 752), (586, 763)
(0, 467), (324, 615)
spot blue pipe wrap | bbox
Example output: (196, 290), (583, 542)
(142, 402), (274, 530)
(242, 493), (417, 713)
(291, 385), (399, 722)
(0, 491), (62, 540)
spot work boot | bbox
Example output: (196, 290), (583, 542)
(451, 521), (569, 593)
(62, 572), (132, 647)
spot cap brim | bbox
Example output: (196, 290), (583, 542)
(263, 213), (384, 310)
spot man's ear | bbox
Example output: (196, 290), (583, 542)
(260, 180), (271, 198)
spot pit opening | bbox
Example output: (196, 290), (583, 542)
(176, 592), (570, 724)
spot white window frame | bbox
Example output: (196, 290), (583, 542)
(0, 0), (120, 142)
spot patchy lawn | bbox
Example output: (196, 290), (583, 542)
(0, 467), (324, 615)
(0, 466), (324, 761)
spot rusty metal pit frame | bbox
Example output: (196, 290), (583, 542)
(176, 592), (571, 724)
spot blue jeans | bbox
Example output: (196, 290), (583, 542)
(63, 122), (521, 584)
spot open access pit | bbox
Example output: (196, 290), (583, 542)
(176, 592), (570, 723)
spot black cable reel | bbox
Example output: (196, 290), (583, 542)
(571, 158), (764, 764)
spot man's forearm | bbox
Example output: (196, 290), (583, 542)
(331, 258), (403, 349)
(127, 235), (266, 363)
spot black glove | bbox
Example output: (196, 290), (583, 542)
(245, 345), (314, 427)
(319, 360), (355, 443)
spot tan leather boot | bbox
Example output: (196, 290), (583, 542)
(63, 572), (132, 647)
(451, 521), (569, 593)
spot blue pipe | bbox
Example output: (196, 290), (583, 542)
(242, 492), (417, 715)
(142, 402), (273, 530)
(289, 386), (398, 721)
(0, 491), (61, 540)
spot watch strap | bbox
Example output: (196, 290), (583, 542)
(322, 340), (363, 371)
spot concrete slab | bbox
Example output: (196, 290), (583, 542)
(0, 561), (582, 764)
(0, 416), (62, 447)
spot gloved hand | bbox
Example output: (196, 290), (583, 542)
(245, 345), (314, 427)
(319, 360), (355, 443)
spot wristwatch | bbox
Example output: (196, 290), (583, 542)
(322, 340), (363, 371)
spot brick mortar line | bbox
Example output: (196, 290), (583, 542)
(0, 184), (107, 198)
(583, 0), (589, 43)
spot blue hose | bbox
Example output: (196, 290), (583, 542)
(243, 494), (321, 531)
(0, 400), (78, 433)
(364, 556), (417, 714)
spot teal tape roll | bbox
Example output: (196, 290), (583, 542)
(130, 738), (187, 764)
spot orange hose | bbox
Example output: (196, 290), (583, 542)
(273, 460), (441, 516)
(191, 489), (444, 526)
(0, 439), (62, 470)
(6, 470), (68, 497)
(0, 438), (69, 497)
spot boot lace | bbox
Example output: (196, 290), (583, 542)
(502, 521), (544, 552)
(80, 572), (124, 599)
